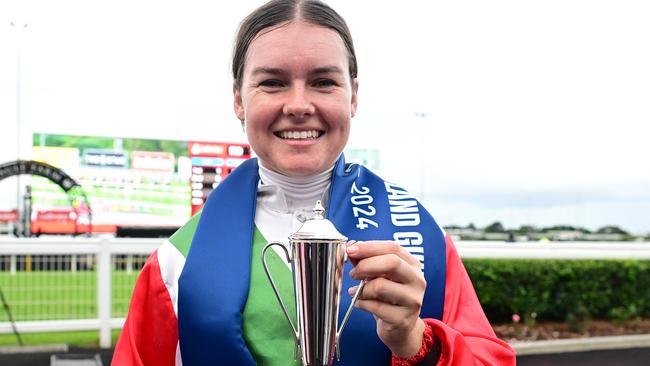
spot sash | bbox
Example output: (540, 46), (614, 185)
(178, 155), (446, 365)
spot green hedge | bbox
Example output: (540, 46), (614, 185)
(463, 259), (650, 324)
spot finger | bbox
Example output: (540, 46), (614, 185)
(345, 240), (361, 267)
(347, 241), (421, 268)
(349, 254), (425, 286)
(354, 298), (411, 326)
(348, 277), (423, 308)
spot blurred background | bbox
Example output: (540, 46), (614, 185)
(0, 0), (648, 365)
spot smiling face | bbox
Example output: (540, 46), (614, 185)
(234, 21), (358, 177)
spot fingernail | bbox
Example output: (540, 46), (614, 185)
(349, 268), (357, 278)
(347, 245), (358, 254)
(348, 286), (357, 296)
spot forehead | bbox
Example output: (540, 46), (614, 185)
(244, 21), (349, 73)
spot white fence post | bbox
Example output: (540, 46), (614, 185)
(126, 254), (133, 274)
(97, 239), (112, 348)
(9, 254), (16, 275)
(71, 254), (77, 273)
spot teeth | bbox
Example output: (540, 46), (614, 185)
(279, 130), (320, 139)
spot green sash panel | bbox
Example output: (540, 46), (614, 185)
(242, 227), (301, 365)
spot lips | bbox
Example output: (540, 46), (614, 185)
(274, 130), (324, 139)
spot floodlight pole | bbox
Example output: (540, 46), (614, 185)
(10, 21), (28, 237)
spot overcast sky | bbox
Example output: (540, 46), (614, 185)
(0, 0), (649, 233)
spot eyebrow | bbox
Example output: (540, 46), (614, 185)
(251, 67), (285, 76)
(311, 66), (344, 75)
(250, 66), (344, 76)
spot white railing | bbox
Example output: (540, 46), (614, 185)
(0, 237), (648, 349)
(456, 240), (650, 259)
(0, 236), (160, 348)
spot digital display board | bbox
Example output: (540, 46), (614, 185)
(188, 141), (251, 215)
(25, 133), (249, 235)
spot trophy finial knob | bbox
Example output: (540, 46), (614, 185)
(291, 200), (346, 241)
(313, 200), (325, 219)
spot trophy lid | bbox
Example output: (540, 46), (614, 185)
(290, 200), (348, 241)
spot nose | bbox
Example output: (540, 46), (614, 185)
(282, 85), (315, 118)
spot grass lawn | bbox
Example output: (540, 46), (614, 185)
(0, 270), (139, 321)
(1, 269), (138, 348)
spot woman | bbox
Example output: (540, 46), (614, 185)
(112, 1), (516, 365)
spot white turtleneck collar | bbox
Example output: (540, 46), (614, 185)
(257, 159), (333, 212)
(255, 160), (335, 258)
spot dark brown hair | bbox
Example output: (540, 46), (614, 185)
(232, 0), (358, 90)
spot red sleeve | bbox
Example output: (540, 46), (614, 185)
(393, 235), (516, 366)
(112, 250), (179, 366)
(428, 235), (515, 365)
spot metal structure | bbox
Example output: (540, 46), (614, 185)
(0, 160), (92, 237)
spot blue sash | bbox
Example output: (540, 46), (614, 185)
(178, 155), (446, 365)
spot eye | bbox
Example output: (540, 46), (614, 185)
(258, 79), (285, 88)
(312, 79), (337, 88)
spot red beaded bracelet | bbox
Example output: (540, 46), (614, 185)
(391, 323), (437, 366)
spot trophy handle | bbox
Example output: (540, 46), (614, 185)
(335, 241), (366, 361)
(262, 242), (300, 354)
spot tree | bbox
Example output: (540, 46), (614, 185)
(596, 226), (629, 236)
(484, 221), (505, 233)
(515, 225), (539, 234)
(444, 225), (462, 230)
(543, 225), (577, 232)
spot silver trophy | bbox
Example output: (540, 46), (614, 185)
(262, 200), (365, 366)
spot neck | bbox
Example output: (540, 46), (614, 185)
(258, 160), (333, 210)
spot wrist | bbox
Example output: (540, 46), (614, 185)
(392, 320), (439, 366)
(391, 318), (426, 358)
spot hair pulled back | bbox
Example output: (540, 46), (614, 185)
(232, 0), (357, 90)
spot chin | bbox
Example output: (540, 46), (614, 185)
(278, 161), (327, 178)
(261, 153), (337, 177)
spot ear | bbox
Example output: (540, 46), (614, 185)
(233, 82), (245, 122)
(350, 78), (359, 117)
